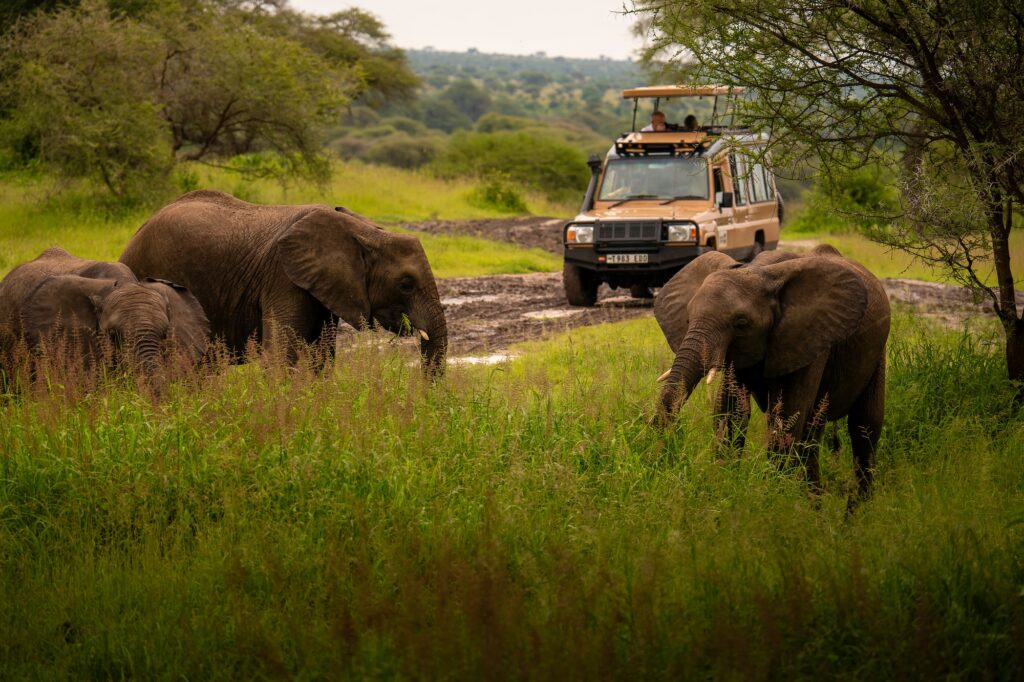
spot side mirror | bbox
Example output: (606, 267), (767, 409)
(716, 191), (734, 209)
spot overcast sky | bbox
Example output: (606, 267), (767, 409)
(288, 0), (643, 60)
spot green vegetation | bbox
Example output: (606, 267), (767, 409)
(0, 0), (418, 201)
(1, 312), (1021, 678)
(0, 163), (565, 279)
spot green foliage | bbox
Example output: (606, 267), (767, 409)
(787, 166), (899, 234)
(0, 0), (422, 203)
(0, 314), (1022, 677)
(0, 1), (173, 201)
(362, 134), (444, 170)
(435, 130), (590, 200)
(441, 78), (492, 121)
(468, 172), (528, 213)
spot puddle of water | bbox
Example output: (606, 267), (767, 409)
(442, 294), (503, 306)
(448, 352), (517, 366)
(522, 308), (585, 320)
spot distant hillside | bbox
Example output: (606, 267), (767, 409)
(405, 49), (642, 86)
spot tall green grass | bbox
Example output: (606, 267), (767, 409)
(1, 311), (1022, 678)
(0, 163), (565, 279)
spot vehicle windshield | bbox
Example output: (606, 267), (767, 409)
(598, 157), (709, 201)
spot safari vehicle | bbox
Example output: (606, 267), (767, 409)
(562, 85), (782, 306)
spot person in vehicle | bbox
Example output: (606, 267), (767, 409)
(642, 110), (668, 132)
(683, 114), (700, 131)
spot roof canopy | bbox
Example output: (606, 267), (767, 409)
(621, 85), (745, 99)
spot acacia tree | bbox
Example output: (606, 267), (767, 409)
(634, 0), (1024, 387)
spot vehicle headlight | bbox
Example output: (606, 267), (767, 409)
(566, 224), (594, 244)
(666, 223), (697, 243)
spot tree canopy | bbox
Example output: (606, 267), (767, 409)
(0, 0), (418, 200)
(636, 0), (1024, 385)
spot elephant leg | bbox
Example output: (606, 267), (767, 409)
(847, 359), (886, 508)
(713, 379), (751, 451)
(765, 355), (829, 485)
(261, 287), (331, 365)
(797, 422), (826, 496)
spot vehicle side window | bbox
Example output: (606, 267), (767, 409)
(729, 154), (747, 205)
(750, 160), (768, 203)
(713, 168), (723, 195)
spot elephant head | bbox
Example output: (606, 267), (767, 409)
(277, 207), (448, 374)
(655, 251), (868, 420)
(23, 275), (209, 371)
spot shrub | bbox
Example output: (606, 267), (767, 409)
(363, 134), (444, 169)
(468, 173), (528, 213)
(434, 130), (589, 200)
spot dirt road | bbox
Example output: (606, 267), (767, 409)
(398, 218), (1017, 357)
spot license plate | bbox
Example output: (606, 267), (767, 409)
(606, 253), (649, 264)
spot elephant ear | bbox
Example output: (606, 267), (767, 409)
(277, 208), (372, 329)
(22, 275), (113, 354)
(142, 278), (210, 363)
(748, 249), (801, 267)
(654, 251), (740, 352)
(764, 257), (868, 377)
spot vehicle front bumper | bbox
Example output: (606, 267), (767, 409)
(564, 243), (708, 273)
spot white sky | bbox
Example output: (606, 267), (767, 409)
(288, 0), (642, 60)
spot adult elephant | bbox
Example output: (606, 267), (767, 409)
(654, 244), (890, 504)
(0, 248), (209, 377)
(120, 190), (447, 373)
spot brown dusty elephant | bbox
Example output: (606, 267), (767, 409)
(654, 244), (890, 504)
(0, 248), (209, 378)
(119, 190), (448, 373)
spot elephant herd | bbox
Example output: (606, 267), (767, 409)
(0, 189), (890, 506)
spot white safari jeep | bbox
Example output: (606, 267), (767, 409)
(563, 85), (783, 306)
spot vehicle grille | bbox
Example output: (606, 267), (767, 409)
(596, 220), (660, 241)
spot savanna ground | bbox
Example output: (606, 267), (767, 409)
(2, 166), (1024, 678)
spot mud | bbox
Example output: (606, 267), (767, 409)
(399, 220), (1019, 358)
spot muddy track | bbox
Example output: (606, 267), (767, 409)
(399, 219), (1021, 356)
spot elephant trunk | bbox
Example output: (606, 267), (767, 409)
(413, 294), (448, 377)
(131, 328), (164, 373)
(658, 326), (724, 422)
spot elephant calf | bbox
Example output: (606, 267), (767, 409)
(0, 248), (209, 381)
(654, 244), (891, 505)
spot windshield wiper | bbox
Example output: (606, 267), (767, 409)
(659, 195), (705, 205)
(606, 194), (659, 208)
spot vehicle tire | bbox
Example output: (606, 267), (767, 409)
(563, 262), (598, 307)
(747, 239), (764, 262)
(629, 284), (654, 299)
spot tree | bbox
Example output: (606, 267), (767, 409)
(0, 0), (352, 199)
(635, 0), (1024, 388)
(441, 79), (492, 122)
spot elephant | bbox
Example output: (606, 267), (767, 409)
(0, 248), (209, 379)
(654, 244), (890, 504)
(119, 190), (448, 373)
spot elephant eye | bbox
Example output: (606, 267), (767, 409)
(733, 315), (751, 329)
(398, 277), (416, 295)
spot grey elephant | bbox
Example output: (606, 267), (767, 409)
(120, 190), (448, 373)
(654, 244), (891, 503)
(0, 248), (209, 379)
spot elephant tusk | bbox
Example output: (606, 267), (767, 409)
(419, 329), (430, 342)
(656, 369), (672, 383)
(706, 368), (718, 385)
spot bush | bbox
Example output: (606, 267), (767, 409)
(468, 173), (528, 213)
(787, 165), (899, 233)
(363, 134), (444, 169)
(434, 130), (589, 200)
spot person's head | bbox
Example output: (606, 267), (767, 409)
(650, 110), (666, 131)
(683, 114), (699, 131)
